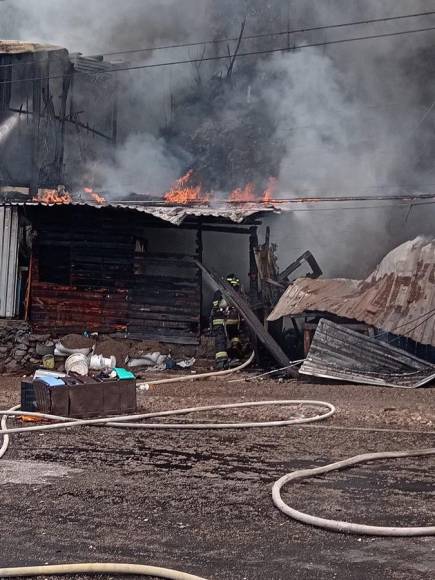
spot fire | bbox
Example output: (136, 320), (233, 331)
(162, 171), (279, 205)
(84, 187), (106, 205)
(229, 182), (256, 203)
(163, 170), (209, 204)
(263, 177), (278, 203)
(33, 189), (72, 204)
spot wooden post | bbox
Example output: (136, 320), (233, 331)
(304, 327), (312, 356)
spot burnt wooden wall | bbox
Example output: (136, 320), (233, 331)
(29, 206), (201, 343)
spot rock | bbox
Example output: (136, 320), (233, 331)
(5, 360), (21, 373)
(0, 346), (9, 353)
(28, 334), (50, 343)
(14, 348), (28, 356)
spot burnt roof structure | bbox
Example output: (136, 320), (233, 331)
(268, 237), (435, 347)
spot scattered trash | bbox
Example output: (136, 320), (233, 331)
(128, 352), (167, 369)
(42, 354), (55, 370)
(65, 353), (89, 376)
(114, 368), (136, 380)
(89, 354), (116, 370)
(55, 341), (93, 357)
(176, 357), (196, 369)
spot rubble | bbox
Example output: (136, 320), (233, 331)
(268, 237), (435, 348)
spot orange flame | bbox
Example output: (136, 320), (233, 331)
(162, 171), (278, 205)
(164, 170), (208, 204)
(33, 189), (72, 204)
(229, 182), (256, 203)
(84, 187), (106, 205)
(263, 177), (278, 203)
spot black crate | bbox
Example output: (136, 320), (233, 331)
(33, 378), (137, 418)
(21, 379), (38, 413)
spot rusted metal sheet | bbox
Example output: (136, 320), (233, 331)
(268, 238), (435, 347)
(0, 206), (19, 318)
(300, 318), (435, 388)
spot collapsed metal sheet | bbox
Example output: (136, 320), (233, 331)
(268, 237), (435, 348)
(300, 318), (435, 388)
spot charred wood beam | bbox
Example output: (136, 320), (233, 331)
(197, 261), (298, 374)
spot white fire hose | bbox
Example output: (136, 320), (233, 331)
(272, 446), (435, 536)
(1, 351), (435, 580)
(0, 375), (335, 578)
(0, 563), (205, 579)
(138, 350), (255, 387)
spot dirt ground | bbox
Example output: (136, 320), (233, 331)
(0, 373), (435, 579)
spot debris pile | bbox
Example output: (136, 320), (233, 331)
(268, 237), (435, 348)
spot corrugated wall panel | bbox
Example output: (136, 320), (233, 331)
(0, 206), (19, 318)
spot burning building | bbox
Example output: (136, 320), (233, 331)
(0, 40), (117, 195)
(0, 38), (283, 351)
(0, 190), (278, 346)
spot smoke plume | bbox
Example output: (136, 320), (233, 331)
(1, 0), (435, 276)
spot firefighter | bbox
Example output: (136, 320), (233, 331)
(225, 274), (243, 361)
(210, 289), (229, 369)
(210, 273), (244, 369)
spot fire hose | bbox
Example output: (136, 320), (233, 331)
(0, 378), (335, 577)
(272, 447), (435, 536)
(0, 563), (206, 579)
(1, 355), (435, 580)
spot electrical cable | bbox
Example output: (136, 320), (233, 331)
(2, 9), (435, 71)
(272, 447), (435, 536)
(96, 9), (435, 58)
(3, 24), (435, 86)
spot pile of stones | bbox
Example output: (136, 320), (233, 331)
(0, 321), (52, 374)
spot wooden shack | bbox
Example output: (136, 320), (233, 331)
(1, 201), (267, 345)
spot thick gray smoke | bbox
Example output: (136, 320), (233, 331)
(1, 0), (435, 277)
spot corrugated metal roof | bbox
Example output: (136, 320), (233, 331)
(0, 199), (277, 225)
(300, 318), (435, 388)
(0, 206), (19, 317)
(70, 54), (114, 74)
(268, 237), (435, 347)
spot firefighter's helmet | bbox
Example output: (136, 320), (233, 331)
(226, 273), (240, 289)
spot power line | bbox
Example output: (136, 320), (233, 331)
(1, 7), (435, 71)
(2, 23), (435, 86)
(246, 192), (435, 204)
(270, 201), (435, 212)
(89, 9), (435, 59)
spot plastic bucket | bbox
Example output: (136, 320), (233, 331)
(89, 354), (116, 370)
(65, 353), (89, 376)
